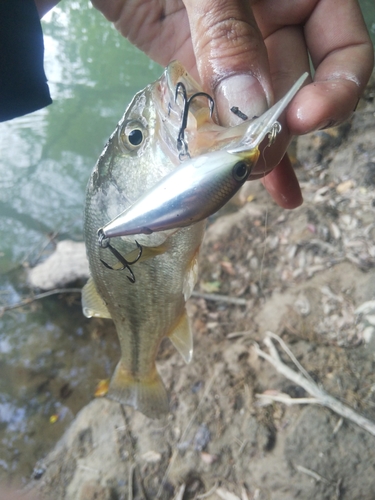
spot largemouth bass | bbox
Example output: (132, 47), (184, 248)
(83, 61), (306, 419)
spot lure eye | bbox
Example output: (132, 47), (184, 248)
(232, 161), (250, 182)
(118, 120), (147, 152)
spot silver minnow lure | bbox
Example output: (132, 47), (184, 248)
(100, 72), (308, 239)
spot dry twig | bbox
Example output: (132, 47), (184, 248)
(173, 483), (186, 500)
(0, 288), (82, 316)
(254, 332), (375, 437)
(196, 482), (219, 499)
(216, 487), (242, 500)
(294, 464), (330, 484)
(191, 291), (247, 306)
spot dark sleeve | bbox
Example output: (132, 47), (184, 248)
(0, 0), (52, 122)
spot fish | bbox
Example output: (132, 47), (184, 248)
(82, 61), (307, 419)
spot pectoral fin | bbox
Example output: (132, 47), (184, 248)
(102, 242), (170, 271)
(82, 277), (112, 319)
(108, 362), (169, 419)
(169, 311), (193, 364)
(111, 241), (169, 268)
(137, 242), (170, 263)
(123, 228), (177, 248)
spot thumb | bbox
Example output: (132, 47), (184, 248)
(183, 0), (272, 126)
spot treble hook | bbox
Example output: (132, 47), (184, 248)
(175, 82), (215, 160)
(97, 228), (143, 283)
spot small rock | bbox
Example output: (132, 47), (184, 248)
(28, 240), (89, 290)
(193, 424), (211, 452)
(362, 326), (375, 344)
(294, 294), (311, 316)
(200, 452), (217, 465)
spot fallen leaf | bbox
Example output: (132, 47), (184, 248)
(201, 281), (221, 293)
(94, 379), (110, 397)
(336, 179), (354, 194)
(220, 261), (236, 275)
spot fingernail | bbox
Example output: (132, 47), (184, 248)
(215, 74), (269, 126)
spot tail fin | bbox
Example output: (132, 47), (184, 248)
(107, 362), (169, 419)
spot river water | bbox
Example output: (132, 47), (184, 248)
(0, 1), (374, 487)
(0, 3), (162, 486)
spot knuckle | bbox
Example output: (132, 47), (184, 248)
(198, 15), (263, 77)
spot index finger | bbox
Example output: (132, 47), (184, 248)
(288, 0), (374, 134)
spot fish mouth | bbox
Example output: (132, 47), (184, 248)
(157, 61), (308, 167)
(99, 66), (308, 239)
(153, 61), (221, 162)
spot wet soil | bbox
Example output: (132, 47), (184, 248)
(19, 75), (375, 499)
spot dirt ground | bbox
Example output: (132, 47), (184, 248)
(23, 76), (375, 500)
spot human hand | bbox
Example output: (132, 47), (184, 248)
(91, 0), (374, 208)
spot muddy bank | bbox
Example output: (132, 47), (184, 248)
(25, 76), (375, 500)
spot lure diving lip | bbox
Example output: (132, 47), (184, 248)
(100, 72), (308, 239)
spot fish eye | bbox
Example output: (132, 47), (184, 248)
(118, 120), (147, 152)
(232, 161), (250, 182)
(128, 129), (143, 146)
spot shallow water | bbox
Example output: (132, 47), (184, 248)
(0, 0), (374, 487)
(0, 2), (161, 485)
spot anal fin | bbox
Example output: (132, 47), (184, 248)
(107, 362), (169, 420)
(82, 277), (112, 319)
(169, 311), (193, 364)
